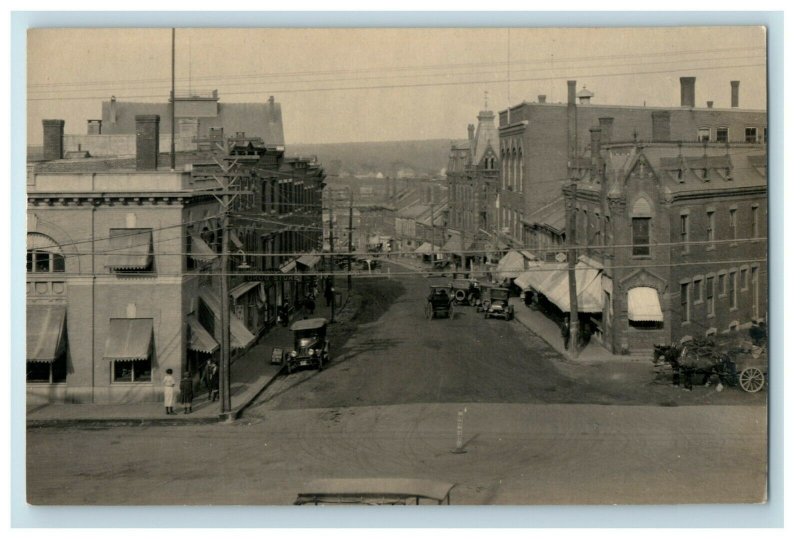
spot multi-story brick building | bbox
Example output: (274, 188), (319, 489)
(445, 106), (500, 267)
(26, 115), (324, 404)
(497, 78), (767, 251)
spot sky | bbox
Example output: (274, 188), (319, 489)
(27, 27), (767, 145)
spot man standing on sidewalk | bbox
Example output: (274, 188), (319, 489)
(561, 317), (570, 351)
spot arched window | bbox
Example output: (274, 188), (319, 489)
(631, 197), (652, 257)
(27, 233), (65, 273)
(511, 148), (517, 191)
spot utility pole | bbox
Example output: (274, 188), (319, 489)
(567, 175), (579, 358)
(347, 189), (353, 291)
(328, 195), (336, 323)
(170, 28), (176, 171)
(430, 202), (435, 263)
(220, 191), (232, 413)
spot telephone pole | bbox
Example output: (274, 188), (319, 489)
(328, 195), (336, 323)
(219, 191), (232, 413)
(567, 174), (579, 358)
(347, 190), (354, 291)
(430, 202), (435, 262)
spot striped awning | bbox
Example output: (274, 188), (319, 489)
(187, 315), (219, 354)
(105, 229), (153, 270)
(627, 287), (664, 322)
(27, 304), (66, 363)
(190, 233), (217, 263)
(104, 318), (153, 361)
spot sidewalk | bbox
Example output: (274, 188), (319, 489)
(510, 297), (640, 364)
(28, 294), (358, 427)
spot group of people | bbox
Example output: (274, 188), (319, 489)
(161, 359), (220, 415)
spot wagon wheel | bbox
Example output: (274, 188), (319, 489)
(425, 303), (433, 320)
(739, 367), (765, 393)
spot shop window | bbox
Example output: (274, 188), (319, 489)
(112, 359), (152, 383)
(27, 355), (67, 383)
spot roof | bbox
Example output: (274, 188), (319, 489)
(528, 197), (566, 233)
(290, 318), (329, 331)
(397, 203), (428, 219)
(470, 110), (499, 167)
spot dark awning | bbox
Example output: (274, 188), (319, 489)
(187, 315), (219, 354)
(27, 304), (66, 363)
(190, 233), (217, 263)
(105, 229), (153, 270)
(104, 318), (153, 361)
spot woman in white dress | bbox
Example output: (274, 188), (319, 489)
(163, 368), (176, 415)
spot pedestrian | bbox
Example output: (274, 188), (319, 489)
(561, 317), (570, 351)
(163, 368), (176, 415)
(210, 363), (220, 402)
(179, 371), (194, 414)
(200, 359), (217, 401)
(306, 295), (316, 316)
(324, 280), (334, 307)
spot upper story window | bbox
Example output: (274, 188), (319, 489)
(706, 210), (716, 243)
(27, 233), (65, 273)
(745, 127), (759, 143)
(729, 207), (738, 240)
(631, 197), (652, 257)
(680, 213), (690, 252)
(697, 127), (710, 143)
(716, 127), (729, 143)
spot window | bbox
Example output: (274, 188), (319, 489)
(706, 276), (715, 316)
(681, 282), (690, 323)
(729, 271), (737, 309)
(729, 208), (737, 240)
(113, 360), (152, 383)
(741, 267), (748, 291)
(718, 273), (727, 296)
(716, 127), (729, 143)
(632, 218), (650, 256)
(706, 211), (715, 244)
(763, 127), (768, 143)
(751, 205), (759, 238)
(680, 213), (689, 251)
(27, 355), (67, 384)
(26, 233), (65, 273)
(693, 278), (703, 303)
(697, 127), (710, 142)
(745, 127), (758, 143)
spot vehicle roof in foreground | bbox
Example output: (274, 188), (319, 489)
(290, 318), (329, 331)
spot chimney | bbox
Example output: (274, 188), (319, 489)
(87, 119), (102, 135)
(135, 115), (160, 171)
(537, 94), (547, 104)
(42, 119), (65, 161)
(589, 126), (602, 180)
(468, 124), (475, 141)
(567, 81), (578, 171)
(599, 117), (614, 144)
(680, 76), (696, 108)
(706, 101), (714, 109)
(731, 81), (740, 108)
(651, 110), (671, 142)
(567, 80), (577, 105)
(109, 96), (117, 125)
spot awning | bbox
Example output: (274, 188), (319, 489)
(104, 318), (153, 361)
(280, 260), (297, 273)
(627, 287), (664, 322)
(27, 304), (66, 363)
(198, 286), (258, 350)
(230, 231), (244, 250)
(414, 242), (440, 254)
(495, 250), (525, 280)
(296, 254), (321, 269)
(442, 235), (462, 254)
(230, 281), (261, 300)
(105, 229), (152, 270)
(187, 315), (219, 354)
(515, 262), (568, 292)
(190, 233), (217, 263)
(230, 316), (257, 350)
(545, 262), (603, 313)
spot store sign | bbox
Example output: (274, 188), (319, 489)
(555, 252), (567, 263)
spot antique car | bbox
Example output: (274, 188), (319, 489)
(480, 287), (514, 320)
(425, 286), (454, 320)
(356, 257), (381, 271)
(449, 278), (481, 306)
(285, 318), (330, 373)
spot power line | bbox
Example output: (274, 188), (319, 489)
(27, 62), (766, 102)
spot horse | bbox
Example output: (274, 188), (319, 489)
(653, 343), (732, 390)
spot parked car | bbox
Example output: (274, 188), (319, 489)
(425, 286), (454, 320)
(449, 278), (481, 306)
(285, 318), (330, 373)
(480, 287), (514, 320)
(356, 257), (381, 271)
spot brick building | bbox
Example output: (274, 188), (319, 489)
(26, 115), (324, 404)
(446, 105), (500, 267)
(497, 78), (767, 251)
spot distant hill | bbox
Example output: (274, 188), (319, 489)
(286, 139), (453, 179)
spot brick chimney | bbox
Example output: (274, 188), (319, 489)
(42, 119), (65, 161)
(135, 115), (160, 171)
(651, 110), (671, 142)
(590, 126), (602, 181)
(731, 81), (740, 108)
(537, 94), (547, 104)
(680, 77), (696, 108)
(599, 117), (614, 144)
(467, 124), (475, 142)
(567, 80), (577, 171)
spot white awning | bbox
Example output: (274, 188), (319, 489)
(280, 260), (297, 273)
(187, 315), (219, 354)
(296, 254), (321, 269)
(105, 229), (153, 270)
(495, 250), (525, 280)
(27, 304), (67, 363)
(627, 287), (664, 322)
(547, 262), (603, 313)
(414, 242), (439, 254)
(103, 318), (153, 361)
(190, 233), (217, 263)
(230, 281), (261, 300)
